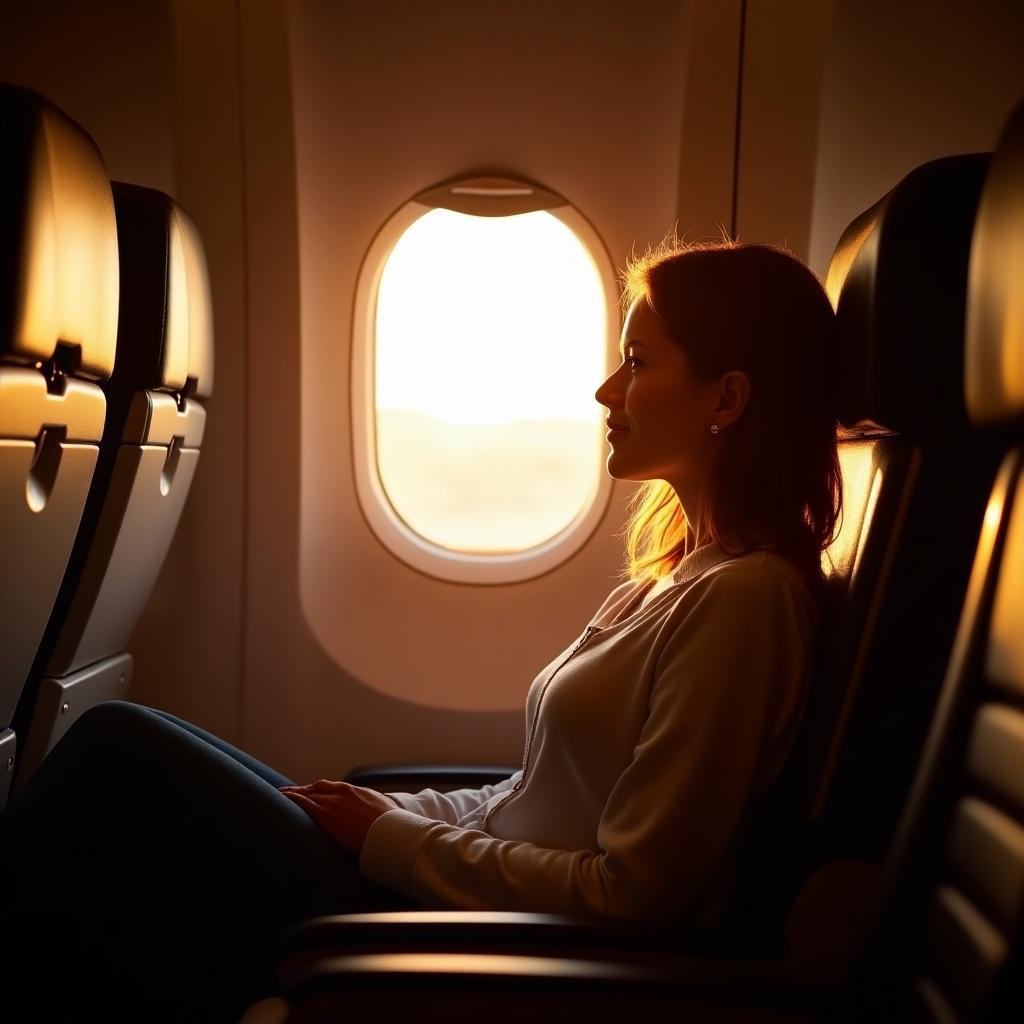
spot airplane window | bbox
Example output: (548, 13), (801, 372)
(351, 178), (618, 583)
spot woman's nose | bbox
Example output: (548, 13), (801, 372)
(594, 368), (621, 409)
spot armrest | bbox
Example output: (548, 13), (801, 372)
(275, 885), (878, 1018)
(344, 764), (519, 792)
(279, 949), (836, 1022)
(279, 910), (784, 963)
(282, 867), (879, 992)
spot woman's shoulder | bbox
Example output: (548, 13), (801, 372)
(647, 550), (819, 671)
(692, 549), (821, 626)
(592, 546), (820, 628)
(709, 548), (816, 593)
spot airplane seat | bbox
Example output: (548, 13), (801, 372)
(0, 84), (118, 810)
(10, 181), (214, 789)
(757, 152), (1005, 939)
(265, 153), (1005, 1018)
(851, 97), (1024, 1024)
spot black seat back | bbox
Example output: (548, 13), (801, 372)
(730, 155), (1003, 966)
(811, 154), (1002, 858)
(860, 98), (1024, 1024)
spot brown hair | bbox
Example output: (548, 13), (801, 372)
(619, 237), (842, 586)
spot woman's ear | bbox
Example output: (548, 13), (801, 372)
(714, 370), (751, 429)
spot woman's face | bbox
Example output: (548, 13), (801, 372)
(594, 298), (721, 492)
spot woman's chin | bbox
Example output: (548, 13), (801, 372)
(603, 454), (640, 481)
(603, 451), (668, 483)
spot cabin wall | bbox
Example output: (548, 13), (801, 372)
(0, 0), (178, 198)
(3, 0), (1021, 780)
(250, 0), (695, 774)
(132, 0), (251, 742)
(808, 0), (1024, 275)
(733, 1), (833, 260)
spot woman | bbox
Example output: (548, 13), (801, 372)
(0, 238), (840, 1019)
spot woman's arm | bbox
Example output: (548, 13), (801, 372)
(281, 774), (526, 849)
(382, 773), (523, 824)
(358, 568), (816, 920)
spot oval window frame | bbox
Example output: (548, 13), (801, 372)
(350, 175), (619, 584)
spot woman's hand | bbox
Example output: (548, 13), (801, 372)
(278, 780), (399, 857)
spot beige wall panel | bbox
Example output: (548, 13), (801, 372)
(735, 0), (834, 262)
(675, 0), (742, 239)
(0, 0), (177, 196)
(127, 0), (249, 743)
(809, 0), (1024, 275)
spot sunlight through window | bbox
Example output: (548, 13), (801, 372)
(374, 207), (607, 554)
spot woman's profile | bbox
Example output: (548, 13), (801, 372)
(0, 237), (841, 1019)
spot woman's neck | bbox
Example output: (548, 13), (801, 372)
(669, 477), (710, 554)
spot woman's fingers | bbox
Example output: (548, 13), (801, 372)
(281, 790), (332, 824)
(280, 790), (320, 808)
(281, 789), (342, 816)
(279, 779), (348, 795)
(307, 779), (335, 791)
(278, 783), (387, 857)
(279, 788), (360, 850)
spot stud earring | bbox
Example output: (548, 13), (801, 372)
(710, 423), (720, 437)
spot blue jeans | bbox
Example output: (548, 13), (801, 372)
(0, 700), (417, 1021)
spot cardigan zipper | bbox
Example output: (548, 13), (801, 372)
(481, 623), (602, 829)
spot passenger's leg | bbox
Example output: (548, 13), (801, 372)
(147, 706), (294, 787)
(0, 700), (416, 1020)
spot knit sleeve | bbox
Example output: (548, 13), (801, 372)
(384, 773), (522, 825)
(359, 567), (816, 919)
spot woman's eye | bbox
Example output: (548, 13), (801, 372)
(626, 356), (641, 371)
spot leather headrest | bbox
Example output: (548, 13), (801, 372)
(111, 182), (214, 399)
(0, 84), (118, 378)
(825, 154), (989, 437)
(966, 101), (1024, 427)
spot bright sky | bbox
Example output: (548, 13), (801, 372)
(375, 208), (608, 426)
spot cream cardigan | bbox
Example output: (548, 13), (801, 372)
(359, 543), (819, 922)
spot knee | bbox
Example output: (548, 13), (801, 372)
(74, 698), (143, 729)
(61, 700), (160, 750)
(11, 702), (160, 803)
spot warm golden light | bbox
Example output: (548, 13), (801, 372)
(822, 440), (877, 578)
(1001, 288), (1024, 409)
(374, 208), (608, 554)
(983, 490), (1005, 536)
(825, 214), (875, 311)
(987, 482), (1024, 690)
(852, 467), (883, 579)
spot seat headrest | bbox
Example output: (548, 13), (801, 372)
(966, 101), (1024, 428)
(0, 84), (118, 378)
(111, 182), (214, 399)
(825, 154), (990, 437)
